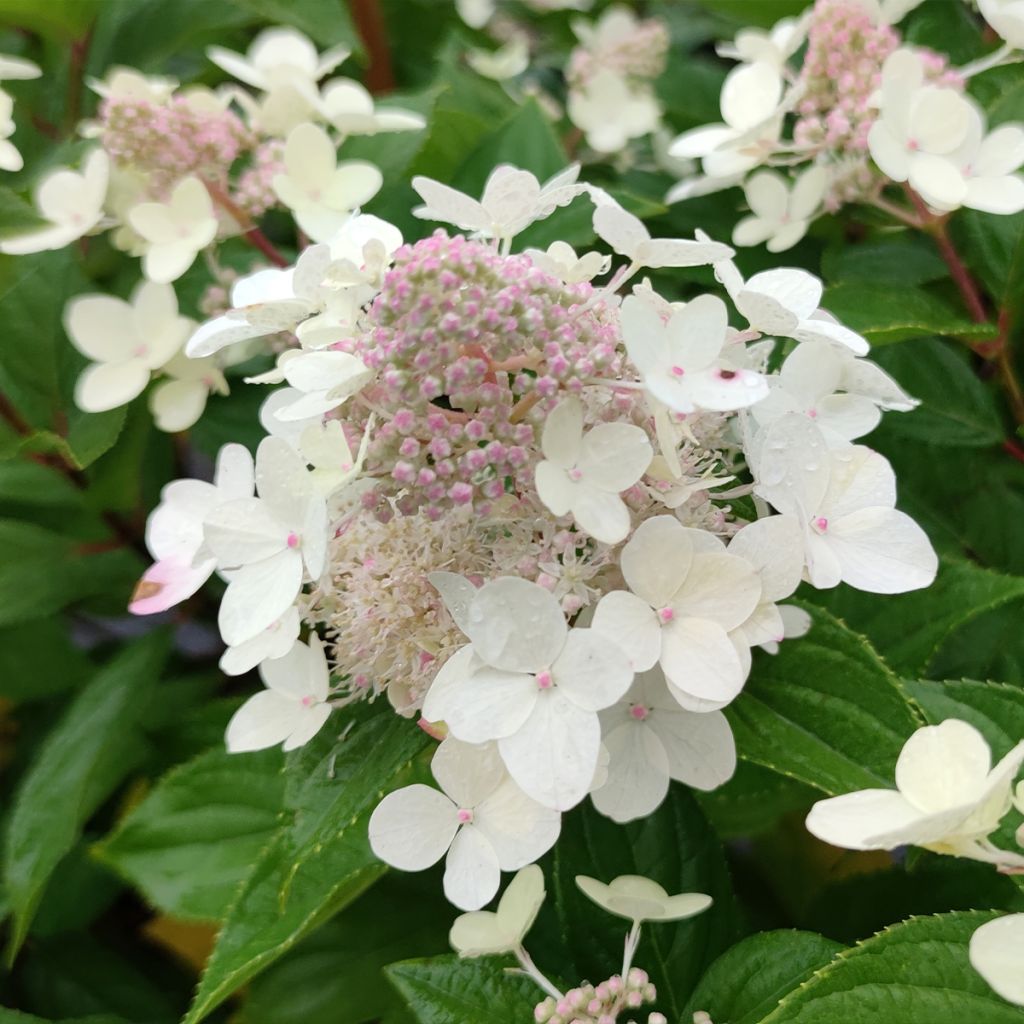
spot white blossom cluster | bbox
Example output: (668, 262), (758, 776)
(112, 160), (939, 911)
(668, 0), (1024, 251)
(0, 28), (423, 432)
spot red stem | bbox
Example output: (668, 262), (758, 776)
(204, 182), (289, 268)
(348, 0), (395, 94)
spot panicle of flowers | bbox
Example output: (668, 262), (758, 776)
(668, 0), (1023, 251)
(117, 157), (939, 913)
(98, 87), (253, 195)
(565, 5), (668, 154)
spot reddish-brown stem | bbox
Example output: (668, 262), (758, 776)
(904, 189), (989, 325)
(348, 0), (395, 94)
(65, 24), (94, 134)
(1003, 438), (1024, 464)
(204, 182), (289, 268)
(898, 187), (1024, 428)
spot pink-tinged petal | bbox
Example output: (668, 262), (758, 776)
(620, 515), (694, 608)
(591, 722), (670, 823)
(592, 590), (661, 672)
(225, 690), (305, 752)
(474, 778), (561, 869)
(430, 736), (506, 809)
(129, 556), (215, 614)
(660, 616), (746, 704)
(499, 690), (600, 811)
(827, 508), (937, 594)
(444, 824), (501, 911)
(368, 784), (459, 871)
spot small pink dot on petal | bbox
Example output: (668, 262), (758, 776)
(814, 516), (829, 533)
(670, 365), (685, 377)
(286, 532), (300, 548)
(536, 670), (553, 689)
(630, 704), (649, 721)
(658, 606), (675, 624)
(568, 467), (583, 481)
(457, 808), (473, 824)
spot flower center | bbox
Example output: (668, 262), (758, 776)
(536, 669), (553, 689)
(300, 695), (316, 707)
(657, 606), (675, 624)
(286, 531), (300, 548)
(630, 704), (650, 721)
(669, 365), (685, 377)
(457, 808), (474, 824)
(568, 467), (583, 481)
(812, 516), (829, 534)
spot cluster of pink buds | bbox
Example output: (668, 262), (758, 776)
(794, 0), (901, 157)
(100, 93), (252, 194)
(534, 969), (664, 1024)
(567, 16), (670, 88)
(345, 230), (621, 519)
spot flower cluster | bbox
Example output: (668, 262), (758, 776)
(0, 27), (424, 433)
(566, 6), (669, 154)
(116, 161), (938, 911)
(669, 0), (1024, 250)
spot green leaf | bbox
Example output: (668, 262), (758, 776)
(0, 0), (99, 38)
(726, 604), (922, 794)
(821, 282), (998, 345)
(2, 633), (169, 960)
(818, 559), (1024, 676)
(0, 618), (92, 701)
(182, 711), (428, 1024)
(869, 338), (1003, 446)
(759, 911), (1024, 1024)
(452, 98), (568, 196)
(244, 874), (451, 1024)
(0, 519), (138, 629)
(0, 251), (126, 469)
(821, 235), (947, 287)
(903, 678), (1024, 759)
(223, 0), (359, 49)
(683, 931), (845, 1024)
(698, 762), (817, 840)
(0, 1012), (128, 1024)
(534, 788), (739, 1020)
(385, 955), (538, 1023)
(0, 185), (47, 239)
(95, 746), (285, 922)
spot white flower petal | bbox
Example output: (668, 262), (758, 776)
(444, 824), (501, 911)
(499, 690), (600, 811)
(591, 721), (670, 823)
(553, 629), (633, 712)
(660, 616), (746, 705)
(969, 914), (1024, 1007)
(895, 719), (992, 813)
(620, 515), (694, 608)
(592, 590), (661, 672)
(474, 778), (561, 869)
(369, 784), (459, 870)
